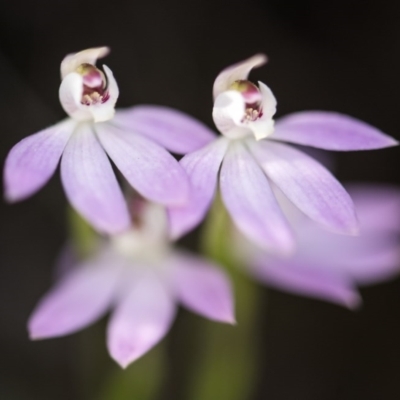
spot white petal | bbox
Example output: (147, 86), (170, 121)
(107, 272), (176, 368)
(59, 73), (92, 121)
(213, 54), (267, 99)
(61, 47), (110, 78)
(258, 81), (277, 121)
(212, 90), (250, 138)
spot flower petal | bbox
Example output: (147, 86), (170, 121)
(168, 137), (229, 239)
(250, 257), (361, 309)
(88, 65), (119, 123)
(220, 141), (294, 254)
(213, 54), (267, 99)
(249, 140), (358, 235)
(96, 123), (189, 206)
(107, 272), (176, 368)
(212, 90), (250, 138)
(113, 105), (216, 154)
(258, 81), (277, 121)
(28, 251), (120, 339)
(60, 47), (110, 78)
(346, 184), (400, 232)
(4, 119), (75, 202)
(271, 111), (398, 150)
(59, 72), (92, 121)
(61, 123), (130, 234)
(169, 252), (235, 323)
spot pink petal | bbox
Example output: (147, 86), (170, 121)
(251, 258), (361, 309)
(107, 272), (176, 368)
(220, 141), (294, 254)
(96, 123), (189, 207)
(345, 184), (400, 232)
(168, 138), (229, 239)
(113, 106), (216, 154)
(61, 123), (131, 234)
(272, 111), (398, 150)
(169, 252), (235, 323)
(213, 54), (267, 99)
(340, 236), (400, 285)
(249, 140), (358, 235)
(291, 218), (400, 286)
(300, 228), (400, 286)
(4, 119), (75, 202)
(28, 252), (120, 339)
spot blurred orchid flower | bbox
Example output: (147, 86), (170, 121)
(4, 47), (217, 234)
(162, 54), (397, 254)
(234, 184), (400, 308)
(28, 201), (235, 368)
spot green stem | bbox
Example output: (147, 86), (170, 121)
(185, 195), (263, 400)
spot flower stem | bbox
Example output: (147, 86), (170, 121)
(186, 195), (263, 400)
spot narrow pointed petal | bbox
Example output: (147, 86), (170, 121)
(169, 252), (235, 323)
(220, 141), (294, 253)
(61, 47), (110, 78)
(249, 140), (358, 235)
(168, 138), (229, 239)
(88, 65), (118, 123)
(271, 111), (398, 150)
(96, 123), (189, 206)
(213, 54), (267, 98)
(4, 119), (75, 202)
(107, 273), (176, 368)
(28, 253), (120, 339)
(61, 124), (130, 234)
(251, 258), (361, 309)
(113, 105), (216, 154)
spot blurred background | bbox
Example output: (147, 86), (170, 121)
(1, 0), (400, 399)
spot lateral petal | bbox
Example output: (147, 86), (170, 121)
(271, 111), (398, 150)
(4, 119), (75, 201)
(249, 140), (358, 235)
(113, 105), (216, 154)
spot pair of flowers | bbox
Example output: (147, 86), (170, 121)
(4, 47), (399, 368)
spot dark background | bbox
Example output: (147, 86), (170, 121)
(1, 0), (400, 399)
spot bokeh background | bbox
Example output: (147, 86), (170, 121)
(1, 0), (400, 399)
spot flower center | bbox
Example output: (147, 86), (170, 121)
(229, 80), (263, 122)
(76, 63), (110, 106)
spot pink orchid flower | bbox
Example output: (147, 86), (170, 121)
(154, 54), (396, 254)
(28, 201), (235, 368)
(235, 184), (400, 308)
(3, 47), (214, 234)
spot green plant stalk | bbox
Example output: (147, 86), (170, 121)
(186, 195), (263, 400)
